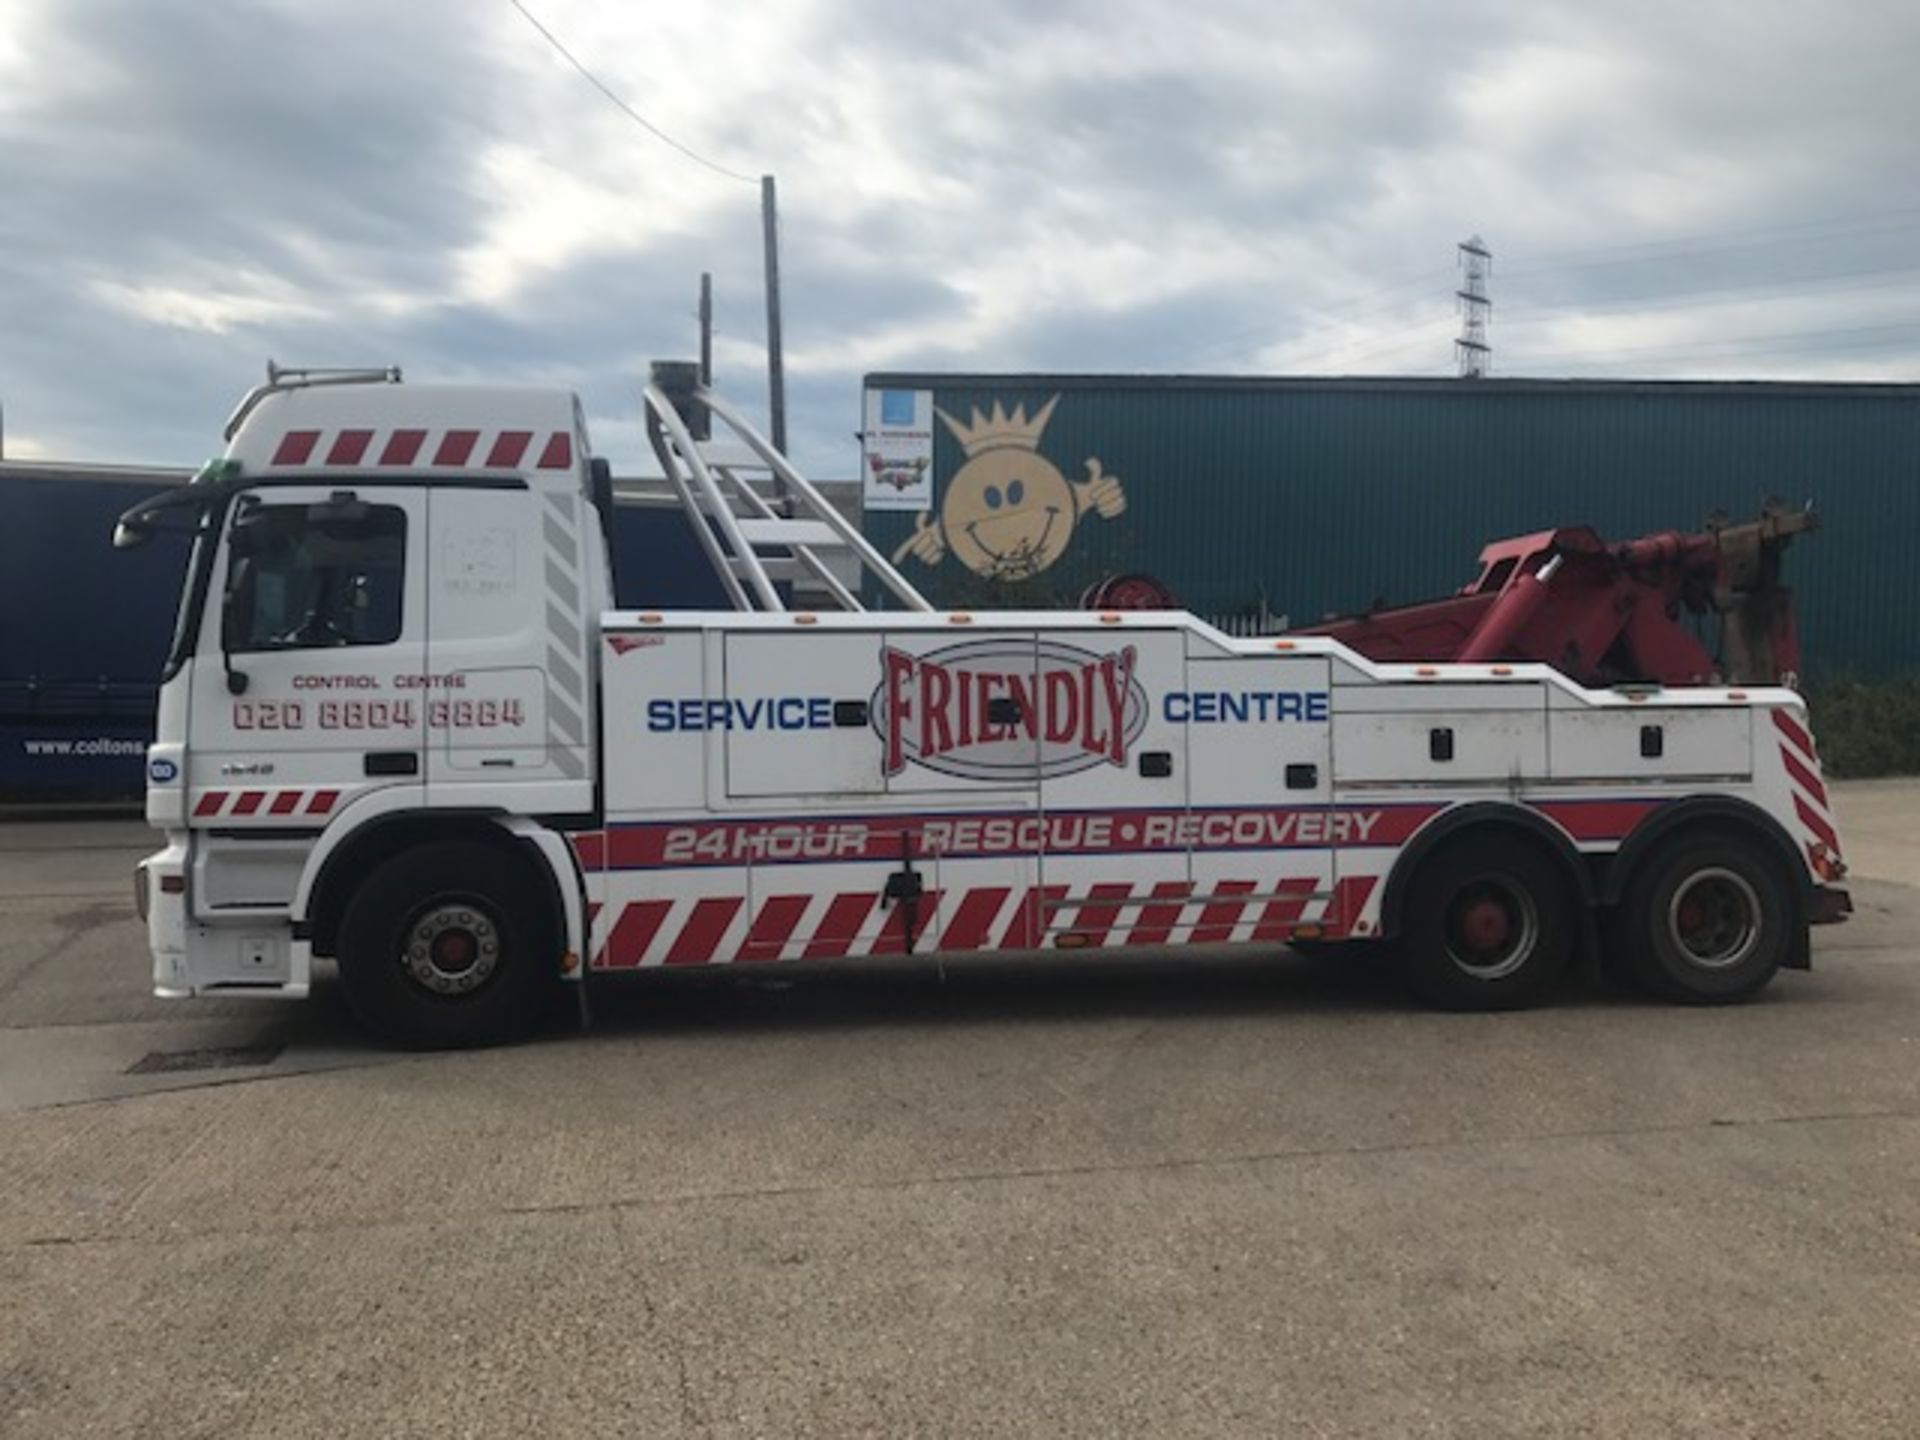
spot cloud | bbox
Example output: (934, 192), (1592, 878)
(1, 0), (1917, 475)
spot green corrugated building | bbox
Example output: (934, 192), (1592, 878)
(858, 375), (1920, 680)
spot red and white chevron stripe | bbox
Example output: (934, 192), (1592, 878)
(587, 873), (1383, 970)
(267, 427), (574, 472)
(192, 787), (340, 820)
(1772, 708), (1843, 873)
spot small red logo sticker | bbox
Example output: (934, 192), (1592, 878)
(607, 634), (665, 656)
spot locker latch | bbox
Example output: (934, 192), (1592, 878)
(881, 835), (926, 954)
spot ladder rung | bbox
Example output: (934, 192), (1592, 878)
(735, 518), (842, 548)
(684, 440), (767, 471)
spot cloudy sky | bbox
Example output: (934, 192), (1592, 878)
(3, 0), (1917, 475)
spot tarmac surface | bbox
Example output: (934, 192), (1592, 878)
(2, 784), (1917, 1437)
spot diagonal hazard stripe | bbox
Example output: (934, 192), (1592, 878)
(1062, 882), (1134, 945)
(1251, 876), (1320, 942)
(1324, 874), (1380, 936)
(664, 896), (743, 965)
(1772, 708), (1816, 762)
(871, 889), (945, 955)
(997, 886), (1068, 950)
(1780, 748), (1829, 809)
(804, 892), (877, 959)
(599, 900), (673, 970)
(1191, 881), (1257, 943)
(737, 895), (810, 962)
(1126, 881), (1193, 945)
(940, 887), (1010, 951)
(1794, 794), (1840, 854)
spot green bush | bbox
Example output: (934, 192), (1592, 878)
(1806, 678), (1920, 778)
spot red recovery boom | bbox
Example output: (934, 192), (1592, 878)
(1290, 504), (1817, 688)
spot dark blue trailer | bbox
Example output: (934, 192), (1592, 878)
(1, 464), (190, 801)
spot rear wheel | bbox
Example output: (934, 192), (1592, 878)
(1615, 831), (1792, 1004)
(336, 841), (558, 1047)
(1398, 835), (1573, 1010)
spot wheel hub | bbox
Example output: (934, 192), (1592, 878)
(1667, 868), (1760, 970)
(1443, 878), (1539, 980)
(1460, 897), (1512, 951)
(403, 904), (501, 995)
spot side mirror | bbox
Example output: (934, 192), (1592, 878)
(112, 519), (151, 550)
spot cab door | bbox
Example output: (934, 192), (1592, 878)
(185, 486), (427, 907)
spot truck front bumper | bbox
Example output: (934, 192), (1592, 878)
(137, 837), (192, 997)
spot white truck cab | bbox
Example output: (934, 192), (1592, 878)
(121, 363), (1851, 1046)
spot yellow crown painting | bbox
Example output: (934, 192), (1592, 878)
(893, 395), (1126, 581)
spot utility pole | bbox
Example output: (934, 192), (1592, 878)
(761, 174), (786, 456)
(698, 272), (713, 389)
(692, 271), (713, 440)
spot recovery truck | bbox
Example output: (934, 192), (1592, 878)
(117, 363), (1852, 1046)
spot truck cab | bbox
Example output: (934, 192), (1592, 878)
(125, 370), (605, 1015)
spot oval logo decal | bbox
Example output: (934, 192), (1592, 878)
(148, 757), (178, 784)
(871, 638), (1148, 781)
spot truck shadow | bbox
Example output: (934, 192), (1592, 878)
(567, 947), (1646, 1042)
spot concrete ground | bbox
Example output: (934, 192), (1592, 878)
(1, 793), (1916, 1438)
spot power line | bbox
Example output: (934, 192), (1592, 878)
(1169, 265), (1455, 369)
(1510, 336), (1920, 372)
(1499, 260), (1920, 323)
(1501, 203), (1920, 270)
(508, 0), (758, 184)
(1501, 215), (1920, 281)
(1509, 318), (1920, 367)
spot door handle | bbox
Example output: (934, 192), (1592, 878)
(364, 750), (419, 777)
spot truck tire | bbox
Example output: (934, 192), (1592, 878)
(336, 841), (558, 1048)
(1614, 831), (1791, 1004)
(1398, 835), (1573, 1010)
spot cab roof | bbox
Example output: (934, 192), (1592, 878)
(225, 383), (588, 485)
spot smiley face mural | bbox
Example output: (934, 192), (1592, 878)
(892, 395), (1126, 581)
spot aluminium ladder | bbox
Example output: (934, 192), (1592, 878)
(642, 373), (931, 614)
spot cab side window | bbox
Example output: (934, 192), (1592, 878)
(224, 499), (406, 651)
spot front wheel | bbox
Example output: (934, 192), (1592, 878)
(336, 841), (558, 1047)
(1398, 835), (1574, 1010)
(1614, 831), (1793, 1004)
